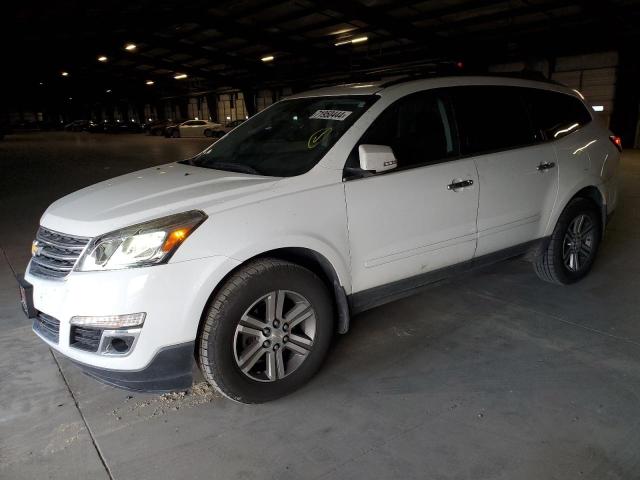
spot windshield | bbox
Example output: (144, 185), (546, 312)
(182, 95), (378, 177)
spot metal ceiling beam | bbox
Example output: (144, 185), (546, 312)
(307, 0), (443, 44)
(424, 0), (578, 33)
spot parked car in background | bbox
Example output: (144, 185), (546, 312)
(20, 76), (621, 403)
(64, 120), (94, 132)
(144, 119), (172, 136)
(89, 120), (143, 133)
(219, 119), (246, 134)
(11, 121), (42, 132)
(167, 119), (225, 138)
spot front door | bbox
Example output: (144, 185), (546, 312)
(344, 90), (479, 293)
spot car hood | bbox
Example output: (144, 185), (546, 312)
(41, 162), (280, 237)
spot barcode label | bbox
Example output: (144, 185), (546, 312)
(309, 110), (353, 121)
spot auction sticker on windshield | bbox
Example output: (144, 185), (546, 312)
(309, 110), (352, 121)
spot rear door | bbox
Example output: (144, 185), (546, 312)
(450, 86), (559, 257)
(179, 121), (195, 137)
(344, 90), (479, 293)
(191, 120), (206, 136)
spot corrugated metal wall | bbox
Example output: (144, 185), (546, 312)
(551, 52), (618, 128)
(490, 51), (619, 128)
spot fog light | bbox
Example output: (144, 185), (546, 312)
(70, 313), (145, 329)
(98, 329), (141, 356)
(105, 336), (134, 354)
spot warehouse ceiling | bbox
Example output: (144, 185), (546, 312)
(3, 0), (640, 104)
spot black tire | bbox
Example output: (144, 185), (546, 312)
(534, 197), (602, 285)
(171, 129), (180, 138)
(204, 129), (213, 137)
(198, 258), (334, 403)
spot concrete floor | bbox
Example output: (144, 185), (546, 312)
(1, 132), (639, 480)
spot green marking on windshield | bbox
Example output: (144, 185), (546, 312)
(307, 127), (333, 149)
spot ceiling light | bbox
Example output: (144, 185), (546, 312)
(98, 55), (108, 62)
(145, 80), (155, 85)
(124, 43), (137, 51)
(335, 36), (368, 46)
(174, 73), (187, 79)
(61, 71), (69, 77)
(106, 89), (112, 93)
(261, 55), (274, 62)
(330, 27), (357, 36)
(592, 105), (604, 112)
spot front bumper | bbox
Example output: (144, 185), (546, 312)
(72, 341), (195, 392)
(23, 255), (240, 391)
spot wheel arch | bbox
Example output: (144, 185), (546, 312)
(196, 247), (351, 351)
(569, 185), (606, 236)
(549, 183), (606, 239)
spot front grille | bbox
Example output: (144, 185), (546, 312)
(29, 227), (90, 279)
(33, 312), (60, 343)
(70, 326), (103, 352)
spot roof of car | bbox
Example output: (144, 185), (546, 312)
(286, 74), (578, 101)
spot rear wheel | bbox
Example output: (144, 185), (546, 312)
(198, 259), (333, 403)
(534, 197), (601, 284)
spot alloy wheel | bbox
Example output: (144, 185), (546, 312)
(233, 290), (316, 382)
(562, 214), (596, 272)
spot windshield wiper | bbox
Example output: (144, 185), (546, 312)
(203, 162), (262, 175)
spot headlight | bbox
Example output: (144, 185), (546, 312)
(77, 210), (206, 271)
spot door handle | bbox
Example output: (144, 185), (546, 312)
(537, 162), (556, 171)
(447, 179), (474, 191)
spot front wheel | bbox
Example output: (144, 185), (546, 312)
(534, 197), (601, 284)
(198, 259), (334, 403)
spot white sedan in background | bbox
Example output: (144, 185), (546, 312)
(175, 120), (224, 138)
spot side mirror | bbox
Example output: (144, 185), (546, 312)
(359, 144), (397, 173)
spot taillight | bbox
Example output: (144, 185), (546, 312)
(609, 135), (622, 152)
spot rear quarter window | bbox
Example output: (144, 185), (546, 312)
(522, 88), (592, 140)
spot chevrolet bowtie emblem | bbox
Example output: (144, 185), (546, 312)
(31, 240), (41, 257)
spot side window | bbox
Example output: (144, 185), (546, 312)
(183, 121), (195, 126)
(451, 86), (536, 155)
(523, 89), (592, 140)
(347, 91), (456, 171)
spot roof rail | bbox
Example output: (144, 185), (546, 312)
(380, 69), (562, 89)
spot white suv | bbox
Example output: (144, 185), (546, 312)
(19, 76), (621, 403)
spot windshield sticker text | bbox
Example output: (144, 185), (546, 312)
(309, 110), (352, 121)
